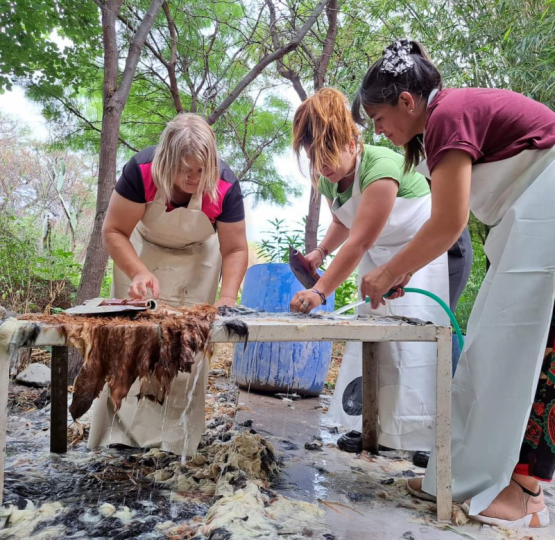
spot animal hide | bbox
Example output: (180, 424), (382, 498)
(220, 319), (249, 351)
(19, 304), (217, 420)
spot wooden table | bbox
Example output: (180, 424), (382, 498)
(0, 315), (453, 521)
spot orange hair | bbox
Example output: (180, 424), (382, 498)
(292, 87), (362, 186)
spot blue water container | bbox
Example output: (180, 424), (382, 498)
(233, 263), (335, 396)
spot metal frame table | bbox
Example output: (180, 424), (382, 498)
(0, 316), (453, 521)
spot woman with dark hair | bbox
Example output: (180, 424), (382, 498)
(353, 39), (555, 528)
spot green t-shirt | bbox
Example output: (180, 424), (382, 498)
(318, 145), (429, 207)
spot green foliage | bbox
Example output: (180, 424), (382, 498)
(0, 0), (100, 92)
(455, 215), (488, 334)
(256, 217), (357, 310)
(100, 259), (114, 299)
(0, 215), (37, 312)
(0, 214), (79, 313)
(333, 273), (359, 313)
(34, 249), (81, 286)
(22, 0), (302, 206)
(256, 218), (305, 263)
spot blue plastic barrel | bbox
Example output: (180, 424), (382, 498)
(233, 263), (335, 396)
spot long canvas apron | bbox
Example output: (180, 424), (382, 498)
(329, 154), (450, 450)
(88, 188), (222, 456)
(421, 147), (555, 514)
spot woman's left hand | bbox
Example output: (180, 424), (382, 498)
(214, 296), (237, 308)
(361, 265), (411, 309)
(290, 290), (322, 313)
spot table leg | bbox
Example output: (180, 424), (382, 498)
(361, 342), (379, 454)
(0, 337), (11, 506)
(50, 346), (68, 454)
(435, 327), (453, 522)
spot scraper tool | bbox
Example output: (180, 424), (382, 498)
(288, 246), (320, 289)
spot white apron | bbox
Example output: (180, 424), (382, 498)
(88, 188), (222, 456)
(422, 146), (555, 514)
(330, 154), (450, 450)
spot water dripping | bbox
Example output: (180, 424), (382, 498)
(180, 353), (206, 465)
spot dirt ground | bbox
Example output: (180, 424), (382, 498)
(3, 344), (555, 540)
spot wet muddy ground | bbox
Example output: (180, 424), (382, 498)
(2, 344), (555, 539)
(237, 391), (555, 540)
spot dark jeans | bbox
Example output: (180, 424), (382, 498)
(447, 227), (473, 374)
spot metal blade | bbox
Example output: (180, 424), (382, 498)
(289, 246), (320, 289)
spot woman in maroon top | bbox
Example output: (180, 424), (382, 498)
(352, 39), (555, 528)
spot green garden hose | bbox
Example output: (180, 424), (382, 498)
(384, 287), (465, 350)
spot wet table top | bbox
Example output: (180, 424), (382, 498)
(4, 314), (447, 348)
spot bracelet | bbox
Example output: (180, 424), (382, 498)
(315, 245), (329, 259)
(311, 288), (327, 306)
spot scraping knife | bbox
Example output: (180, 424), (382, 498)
(288, 246), (320, 289)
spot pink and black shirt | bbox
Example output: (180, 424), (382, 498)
(115, 146), (245, 227)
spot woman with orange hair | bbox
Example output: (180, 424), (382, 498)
(290, 88), (471, 453)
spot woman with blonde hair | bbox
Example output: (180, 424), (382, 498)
(290, 88), (471, 453)
(88, 113), (248, 455)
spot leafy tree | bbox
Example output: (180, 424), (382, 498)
(265, 0), (339, 252)
(0, 0), (100, 92)
(0, 113), (97, 254)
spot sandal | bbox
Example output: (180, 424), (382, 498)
(462, 480), (550, 528)
(406, 477), (436, 502)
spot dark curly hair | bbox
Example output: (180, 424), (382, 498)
(352, 40), (442, 173)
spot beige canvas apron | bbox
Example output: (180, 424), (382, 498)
(329, 153), (450, 450)
(88, 187), (222, 456)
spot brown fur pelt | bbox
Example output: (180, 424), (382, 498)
(19, 304), (217, 420)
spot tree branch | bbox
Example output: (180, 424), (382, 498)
(112, 0), (165, 111)
(118, 12), (169, 67)
(118, 8), (184, 114)
(162, 1), (183, 113)
(101, 0), (125, 105)
(314, 0), (338, 90)
(30, 83), (139, 152)
(206, 0), (332, 125)
(267, 0), (309, 101)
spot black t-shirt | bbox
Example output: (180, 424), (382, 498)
(115, 146), (245, 224)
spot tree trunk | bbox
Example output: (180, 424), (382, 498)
(303, 0), (337, 253)
(69, 0), (164, 382)
(68, 110), (121, 382)
(75, 108), (121, 306)
(305, 187), (322, 253)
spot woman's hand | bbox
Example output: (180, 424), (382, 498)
(304, 250), (324, 273)
(128, 270), (160, 300)
(360, 265), (411, 309)
(214, 296), (237, 308)
(290, 290), (323, 313)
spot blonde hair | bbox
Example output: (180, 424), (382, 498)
(292, 88), (362, 187)
(151, 113), (219, 202)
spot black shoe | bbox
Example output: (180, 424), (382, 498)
(378, 445), (395, 452)
(413, 451), (430, 468)
(337, 430), (362, 453)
